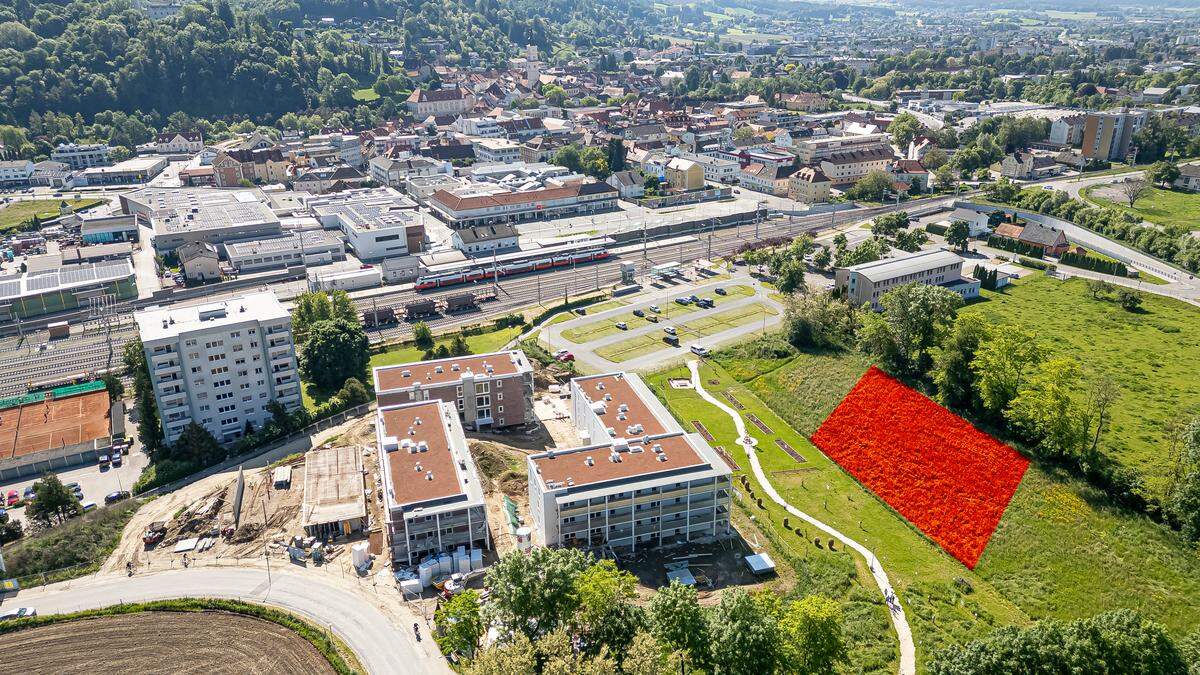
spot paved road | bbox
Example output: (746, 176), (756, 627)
(688, 362), (916, 675)
(15, 566), (451, 675)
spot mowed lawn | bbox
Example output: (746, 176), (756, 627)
(1085, 185), (1200, 230)
(0, 198), (107, 233)
(962, 273), (1200, 495)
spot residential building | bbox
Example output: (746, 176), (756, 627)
(835, 248), (979, 310)
(29, 160), (74, 188)
(792, 134), (890, 163)
(177, 241), (221, 282)
(368, 154), (444, 187)
(376, 399), (489, 565)
(683, 153), (738, 183)
(405, 87), (474, 117)
(737, 163), (798, 196)
(0, 160), (33, 187)
(892, 159), (931, 190)
(472, 138), (522, 164)
(946, 207), (992, 237)
(819, 146), (894, 186)
(1081, 109), (1148, 162)
(1049, 115), (1085, 146)
(781, 92), (829, 112)
(606, 170), (645, 199)
(213, 148), (291, 187)
(665, 157), (705, 191)
(1174, 163), (1200, 191)
(1013, 221), (1069, 256)
(374, 350), (535, 430)
(51, 143), (111, 170)
(787, 166), (832, 203)
(154, 131), (204, 155)
(133, 291), (301, 445)
(527, 372), (733, 552)
(1000, 152), (1062, 180)
(293, 165), (368, 194)
(308, 187), (426, 261)
(451, 223), (520, 255)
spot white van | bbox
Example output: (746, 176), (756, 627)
(690, 344), (709, 356)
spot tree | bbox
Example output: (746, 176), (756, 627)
(1116, 287), (1143, 312)
(971, 325), (1043, 416)
(845, 169), (894, 202)
(1120, 177), (1151, 208)
(466, 633), (537, 675)
(413, 321), (435, 351)
(812, 246), (832, 271)
(622, 631), (673, 675)
(292, 291), (357, 344)
(101, 373), (125, 401)
(775, 258), (807, 294)
(785, 291), (861, 350)
(123, 338), (162, 456)
(1082, 375), (1120, 460)
(27, 474), (79, 526)
(870, 212), (910, 239)
(450, 335), (471, 356)
(779, 596), (847, 675)
(173, 421), (225, 465)
(933, 164), (958, 191)
(0, 508), (23, 544)
(707, 590), (782, 675)
(1086, 278), (1114, 300)
(605, 138), (626, 172)
(923, 147), (949, 171)
(1006, 358), (1087, 460)
(647, 580), (710, 668)
(1145, 160), (1180, 188)
(300, 319), (370, 391)
(859, 283), (964, 375)
(335, 377), (371, 406)
(483, 547), (594, 640)
(435, 590), (484, 660)
(538, 628), (618, 675)
(947, 220), (971, 252)
(934, 314), (989, 411)
(888, 112), (925, 149)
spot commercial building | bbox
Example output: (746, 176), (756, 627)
(472, 138), (522, 164)
(0, 260), (136, 322)
(376, 399), (489, 564)
(74, 213), (139, 244)
(0, 160), (34, 187)
(451, 223), (520, 255)
(835, 248), (979, 310)
(223, 230), (345, 273)
(374, 350), (535, 430)
(301, 445), (368, 539)
(1081, 109), (1148, 162)
(134, 291), (301, 445)
(405, 87), (474, 117)
(51, 143), (111, 170)
(792, 133), (891, 163)
(78, 156), (168, 186)
(528, 372), (733, 552)
(429, 180), (618, 228)
(308, 187), (427, 261)
(122, 188), (283, 253)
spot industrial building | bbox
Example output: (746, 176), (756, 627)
(223, 230), (345, 273)
(376, 399), (489, 565)
(301, 445), (368, 539)
(527, 372), (733, 553)
(134, 291), (301, 445)
(834, 248), (980, 310)
(374, 350), (535, 431)
(307, 187), (427, 261)
(0, 260), (136, 322)
(121, 188), (283, 253)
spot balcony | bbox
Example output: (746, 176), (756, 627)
(155, 361), (181, 375)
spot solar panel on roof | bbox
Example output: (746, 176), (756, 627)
(27, 275), (58, 291)
(0, 280), (20, 300)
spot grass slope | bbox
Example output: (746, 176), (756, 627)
(962, 273), (1200, 496)
(0, 198), (106, 233)
(1084, 185), (1200, 230)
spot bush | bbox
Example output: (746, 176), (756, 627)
(987, 234), (1043, 258)
(4, 501), (140, 585)
(133, 457), (202, 494)
(1058, 251), (1129, 277)
(1017, 257), (1048, 270)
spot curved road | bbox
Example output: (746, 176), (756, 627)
(16, 567), (451, 675)
(688, 361), (917, 675)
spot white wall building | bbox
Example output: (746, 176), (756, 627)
(51, 143), (111, 170)
(835, 248), (980, 310)
(134, 291), (301, 445)
(308, 187), (427, 261)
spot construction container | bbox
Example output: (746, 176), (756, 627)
(350, 542), (370, 568)
(436, 553), (452, 576)
(418, 559), (437, 587)
(470, 548), (483, 571)
(515, 527), (533, 552)
(400, 578), (423, 596)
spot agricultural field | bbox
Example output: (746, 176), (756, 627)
(962, 273), (1200, 496)
(0, 198), (107, 233)
(1084, 184), (1200, 230)
(0, 610), (336, 673)
(812, 367), (1029, 568)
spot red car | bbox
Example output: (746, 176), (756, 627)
(6, 490), (18, 506)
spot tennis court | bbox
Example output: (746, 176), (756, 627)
(0, 389), (111, 460)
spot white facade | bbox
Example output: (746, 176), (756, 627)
(134, 291), (301, 445)
(51, 143), (111, 170)
(308, 187), (426, 261)
(835, 248), (978, 310)
(0, 160), (33, 186)
(472, 138), (522, 164)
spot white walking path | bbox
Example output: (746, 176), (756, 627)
(688, 360), (916, 675)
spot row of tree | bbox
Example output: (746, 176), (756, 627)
(440, 547), (848, 675)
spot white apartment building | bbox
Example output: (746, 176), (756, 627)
(154, 131), (204, 155)
(472, 138), (522, 164)
(51, 143), (111, 170)
(376, 399), (490, 564)
(527, 372), (733, 552)
(792, 133), (891, 163)
(835, 248), (980, 310)
(368, 154), (444, 187)
(0, 160), (34, 187)
(134, 291), (301, 445)
(681, 153), (739, 183)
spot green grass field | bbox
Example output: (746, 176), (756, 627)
(0, 198), (107, 233)
(1084, 185), (1200, 230)
(962, 273), (1200, 496)
(351, 87), (380, 102)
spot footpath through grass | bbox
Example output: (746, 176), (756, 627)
(962, 273), (1200, 496)
(0, 198), (107, 233)
(1083, 184), (1200, 230)
(647, 359), (1028, 668)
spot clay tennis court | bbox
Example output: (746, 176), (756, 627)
(0, 389), (111, 460)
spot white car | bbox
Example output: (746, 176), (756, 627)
(552, 349), (569, 359)
(663, 326), (677, 336)
(615, 322), (628, 330)
(690, 344), (709, 356)
(0, 607), (36, 620)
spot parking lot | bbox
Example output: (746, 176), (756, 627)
(0, 445), (148, 524)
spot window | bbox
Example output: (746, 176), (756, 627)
(475, 382), (489, 394)
(498, 405), (504, 414)
(496, 392), (503, 401)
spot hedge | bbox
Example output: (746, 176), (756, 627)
(987, 234), (1044, 258)
(1018, 256), (1049, 270)
(925, 223), (948, 236)
(0, 598), (357, 673)
(1058, 250), (1129, 277)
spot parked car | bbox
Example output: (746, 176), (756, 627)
(65, 482), (81, 491)
(690, 344), (710, 356)
(555, 352), (575, 362)
(663, 326), (676, 336)
(688, 294), (700, 303)
(81, 501), (97, 512)
(649, 305), (660, 313)
(23, 486), (35, 500)
(0, 607), (36, 621)
(675, 297), (690, 306)
(632, 309), (644, 317)
(715, 287), (727, 296)
(646, 315), (659, 323)
(615, 322), (628, 330)
(552, 349), (569, 359)
(143, 522), (167, 547)
(111, 453), (122, 467)
(5, 490), (17, 506)
(573, 307), (587, 315)
(104, 491), (130, 505)
(98, 453), (110, 467)
(663, 335), (680, 347)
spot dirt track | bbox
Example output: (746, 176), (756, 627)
(0, 611), (336, 674)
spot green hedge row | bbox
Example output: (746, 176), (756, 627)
(0, 598), (357, 674)
(925, 222), (948, 236)
(1059, 251), (1129, 277)
(987, 234), (1044, 258)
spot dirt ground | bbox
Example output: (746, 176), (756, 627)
(470, 440), (534, 559)
(0, 611), (335, 674)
